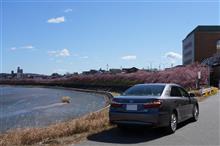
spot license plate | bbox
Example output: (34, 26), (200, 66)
(126, 104), (137, 111)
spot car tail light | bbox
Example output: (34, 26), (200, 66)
(111, 103), (123, 108)
(110, 98), (123, 108)
(143, 99), (162, 108)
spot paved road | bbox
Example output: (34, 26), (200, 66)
(77, 92), (220, 146)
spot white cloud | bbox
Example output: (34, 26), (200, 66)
(55, 59), (63, 63)
(121, 55), (137, 60)
(64, 8), (72, 13)
(48, 48), (70, 57)
(81, 56), (88, 59)
(10, 45), (35, 51)
(21, 45), (34, 49)
(47, 16), (65, 23)
(10, 47), (17, 51)
(48, 50), (57, 54)
(59, 48), (70, 56)
(165, 52), (182, 63)
(73, 54), (79, 57)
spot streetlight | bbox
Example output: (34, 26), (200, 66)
(146, 61), (153, 71)
(106, 64), (109, 71)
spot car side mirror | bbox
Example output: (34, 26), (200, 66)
(189, 93), (195, 97)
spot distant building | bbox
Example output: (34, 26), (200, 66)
(122, 67), (139, 73)
(16, 66), (23, 78)
(82, 69), (99, 75)
(73, 72), (79, 75)
(183, 25), (220, 87)
(0, 73), (12, 79)
(51, 73), (62, 78)
(11, 70), (15, 78)
(109, 69), (122, 74)
(182, 25), (220, 65)
(174, 65), (185, 68)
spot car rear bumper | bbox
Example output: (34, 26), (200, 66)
(109, 111), (170, 127)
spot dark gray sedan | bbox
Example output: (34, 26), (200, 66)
(109, 83), (199, 133)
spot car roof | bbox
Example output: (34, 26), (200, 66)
(135, 83), (181, 87)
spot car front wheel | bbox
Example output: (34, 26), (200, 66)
(191, 105), (199, 122)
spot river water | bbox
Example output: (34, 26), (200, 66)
(0, 86), (106, 133)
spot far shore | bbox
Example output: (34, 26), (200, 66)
(0, 84), (113, 104)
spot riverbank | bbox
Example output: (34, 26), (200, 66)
(0, 107), (113, 146)
(0, 85), (113, 146)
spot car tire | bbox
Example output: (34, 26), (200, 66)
(191, 105), (199, 122)
(166, 112), (177, 134)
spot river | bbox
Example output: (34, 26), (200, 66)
(0, 86), (106, 133)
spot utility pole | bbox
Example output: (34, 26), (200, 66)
(208, 61), (211, 87)
(197, 71), (201, 89)
(171, 63), (174, 68)
(106, 64), (109, 71)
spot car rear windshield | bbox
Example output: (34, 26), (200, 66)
(123, 85), (165, 96)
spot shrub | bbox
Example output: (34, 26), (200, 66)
(61, 96), (71, 103)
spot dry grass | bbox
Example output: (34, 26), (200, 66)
(61, 96), (71, 103)
(110, 92), (121, 97)
(0, 107), (112, 146)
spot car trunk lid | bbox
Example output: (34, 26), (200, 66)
(110, 96), (162, 113)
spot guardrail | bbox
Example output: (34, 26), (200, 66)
(200, 87), (219, 97)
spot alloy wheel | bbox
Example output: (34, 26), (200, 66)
(171, 113), (177, 132)
(194, 106), (199, 120)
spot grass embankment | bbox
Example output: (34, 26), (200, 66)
(0, 107), (113, 146)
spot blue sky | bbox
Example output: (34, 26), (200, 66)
(1, 0), (219, 75)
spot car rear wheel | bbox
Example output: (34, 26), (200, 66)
(167, 112), (177, 134)
(191, 105), (199, 122)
